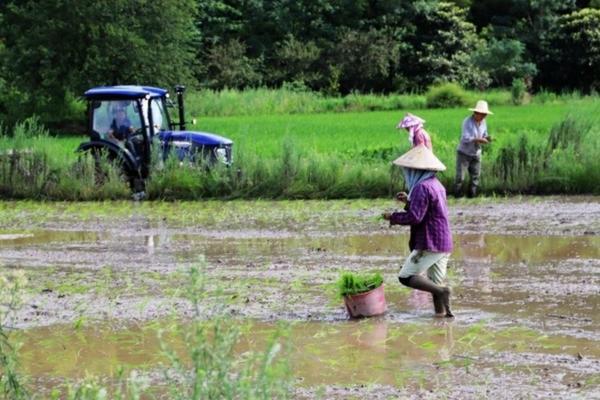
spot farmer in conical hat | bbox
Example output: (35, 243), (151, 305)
(382, 145), (454, 318)
(397, 113), (432, 149)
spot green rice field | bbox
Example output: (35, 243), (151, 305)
(1, 96), (599, 199)
(197, 102), (582, 155)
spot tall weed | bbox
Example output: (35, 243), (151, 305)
(0, 271), (29, 400)
(159, 265), (291, 400)
(485, 111), (599, 194)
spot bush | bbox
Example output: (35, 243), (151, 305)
(511, 79), (527, 105)
(426, 83), (469, 108)
(337, 271), (383, 298)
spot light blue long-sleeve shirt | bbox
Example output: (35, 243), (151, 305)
(457, 116), (488, 157)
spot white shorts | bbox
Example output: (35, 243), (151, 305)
(399, 250), (450, 285)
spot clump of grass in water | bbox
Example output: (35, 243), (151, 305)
(0, 270), (29, 400)
(158, 264), (291, 399)
(337, 271), (383, 298)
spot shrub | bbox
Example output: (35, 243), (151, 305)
(337, 272), (383, 298)
(426, 83), (469, 108)
(511, 79), (527, 105)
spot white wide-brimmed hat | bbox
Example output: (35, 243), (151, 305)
(392, 144), (446, 171)
(469, 100), (493, 115)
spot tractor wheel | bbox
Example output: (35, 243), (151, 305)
(75, 147), (129, 186)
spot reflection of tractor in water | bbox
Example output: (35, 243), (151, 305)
(77, 85), (233, 193)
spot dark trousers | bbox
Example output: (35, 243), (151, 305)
(454, 151), (481, 196)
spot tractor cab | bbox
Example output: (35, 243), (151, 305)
(78, 85), (233, 191)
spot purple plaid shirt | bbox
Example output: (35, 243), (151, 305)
(390, 177), (453, 252)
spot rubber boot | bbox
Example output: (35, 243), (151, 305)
(407, 275), (454, 318)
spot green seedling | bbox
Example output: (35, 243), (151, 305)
(336, 271), (383, 298)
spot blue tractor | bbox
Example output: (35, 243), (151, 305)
(77, 85), (233, 193)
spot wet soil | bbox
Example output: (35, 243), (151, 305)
(0, 196), (599, 398)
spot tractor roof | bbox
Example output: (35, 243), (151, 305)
(84, 85), (168, 100)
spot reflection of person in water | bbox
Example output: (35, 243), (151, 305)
(383, 145), (454, 318)
(107, 108), (133, 142)
(459, 234), (493, 294)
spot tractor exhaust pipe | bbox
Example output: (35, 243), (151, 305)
(175, 85), (186, 130)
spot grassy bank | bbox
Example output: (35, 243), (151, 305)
(0, 98), (599, 200)
(184, 87), (580, 117)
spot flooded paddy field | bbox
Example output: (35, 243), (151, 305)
(0, 196), (599, 399)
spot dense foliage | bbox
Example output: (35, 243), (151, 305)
(0, 0), (198, 125)
(542, 8), (600, 92)
(1, 0), (599, 125)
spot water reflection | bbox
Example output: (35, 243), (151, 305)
(0, 231), (102, 247)
(171, 233), (600, 264)
(19, 317), (596, 387)
(1, 229), (597, 264)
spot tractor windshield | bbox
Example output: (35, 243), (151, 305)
(149, 98), (169, 135)
(91, 100), (142, 141)
(137, 98), (169, 137)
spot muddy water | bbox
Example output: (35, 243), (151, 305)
(17, 317), (600, 388)
(0, 198), (599, 398)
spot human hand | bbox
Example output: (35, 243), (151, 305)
(382, 212), (393, 221)
(395, 191), (408, 203)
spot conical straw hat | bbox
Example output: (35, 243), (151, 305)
(392, 144), (446, 171)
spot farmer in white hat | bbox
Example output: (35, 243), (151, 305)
(397, 113), (432, 149)
(454, 100), (493, 197)
(382, 145), (454, 318)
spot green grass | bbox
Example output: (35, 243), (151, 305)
(1, 95), (599, 199)
(184, 87), (517, 117)
(194, 102), (575, 157)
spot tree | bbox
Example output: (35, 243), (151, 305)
(400, 1), (485, 90)
(472, 39), (537, 87)
(330, 28), (404, 93)
(203, 39), (263, 89)
(0, 0), (198, 122)
(469, 0), (577, 89)
(541, 8), (600, 92)
(269, 34), (322, 88)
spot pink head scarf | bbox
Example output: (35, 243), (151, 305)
(396, 113), (431, 149)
